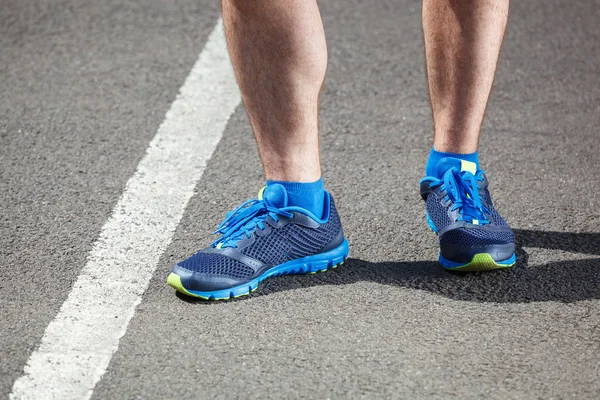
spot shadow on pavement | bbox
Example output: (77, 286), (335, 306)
(177, 229), (600, 304)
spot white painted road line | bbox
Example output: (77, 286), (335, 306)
(11, 20), (240, 400)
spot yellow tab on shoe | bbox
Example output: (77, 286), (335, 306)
(472, 219), (479, 225)
(460, 160), (477, 175)
(257, 186), (266, 201)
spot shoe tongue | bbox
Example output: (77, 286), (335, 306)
(258, 184), (288, 208)
(436, 157), (477, 178)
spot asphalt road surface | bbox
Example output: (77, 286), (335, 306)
(2, 0), (599, 399)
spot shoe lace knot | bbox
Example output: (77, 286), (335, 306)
(212, 198), (293, 249)
(430, 168), (490, 224)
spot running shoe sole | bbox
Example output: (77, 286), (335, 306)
(167, 238), (349, 300)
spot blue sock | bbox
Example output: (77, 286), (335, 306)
(266, 178), (325, 218)
(425, 147), (480, 178)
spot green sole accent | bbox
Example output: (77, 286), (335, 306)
(167, 273), (197, 297)
(447, 253), (515, 272)
(167, 260), (346, 301)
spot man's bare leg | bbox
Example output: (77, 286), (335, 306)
(222, 0), (326, 182)
(423, 0), (509, 154)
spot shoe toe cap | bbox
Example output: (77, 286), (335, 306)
(172, 251), (255, 291)
(171, 263), (250, 292)
(440, 227), (515, 263)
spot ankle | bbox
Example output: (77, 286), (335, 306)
(262, 149), (321, 183)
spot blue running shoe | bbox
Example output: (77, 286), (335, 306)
(420, 158), (516, 271)
(167, 184), (349, 300)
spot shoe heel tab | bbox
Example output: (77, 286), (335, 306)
(321, 191), (333, 221)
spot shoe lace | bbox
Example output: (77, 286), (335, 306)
(212, 198), (294, 249)
(429, 168), (490, 224)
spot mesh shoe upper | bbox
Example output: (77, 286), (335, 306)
(241, 207), (342, 266)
